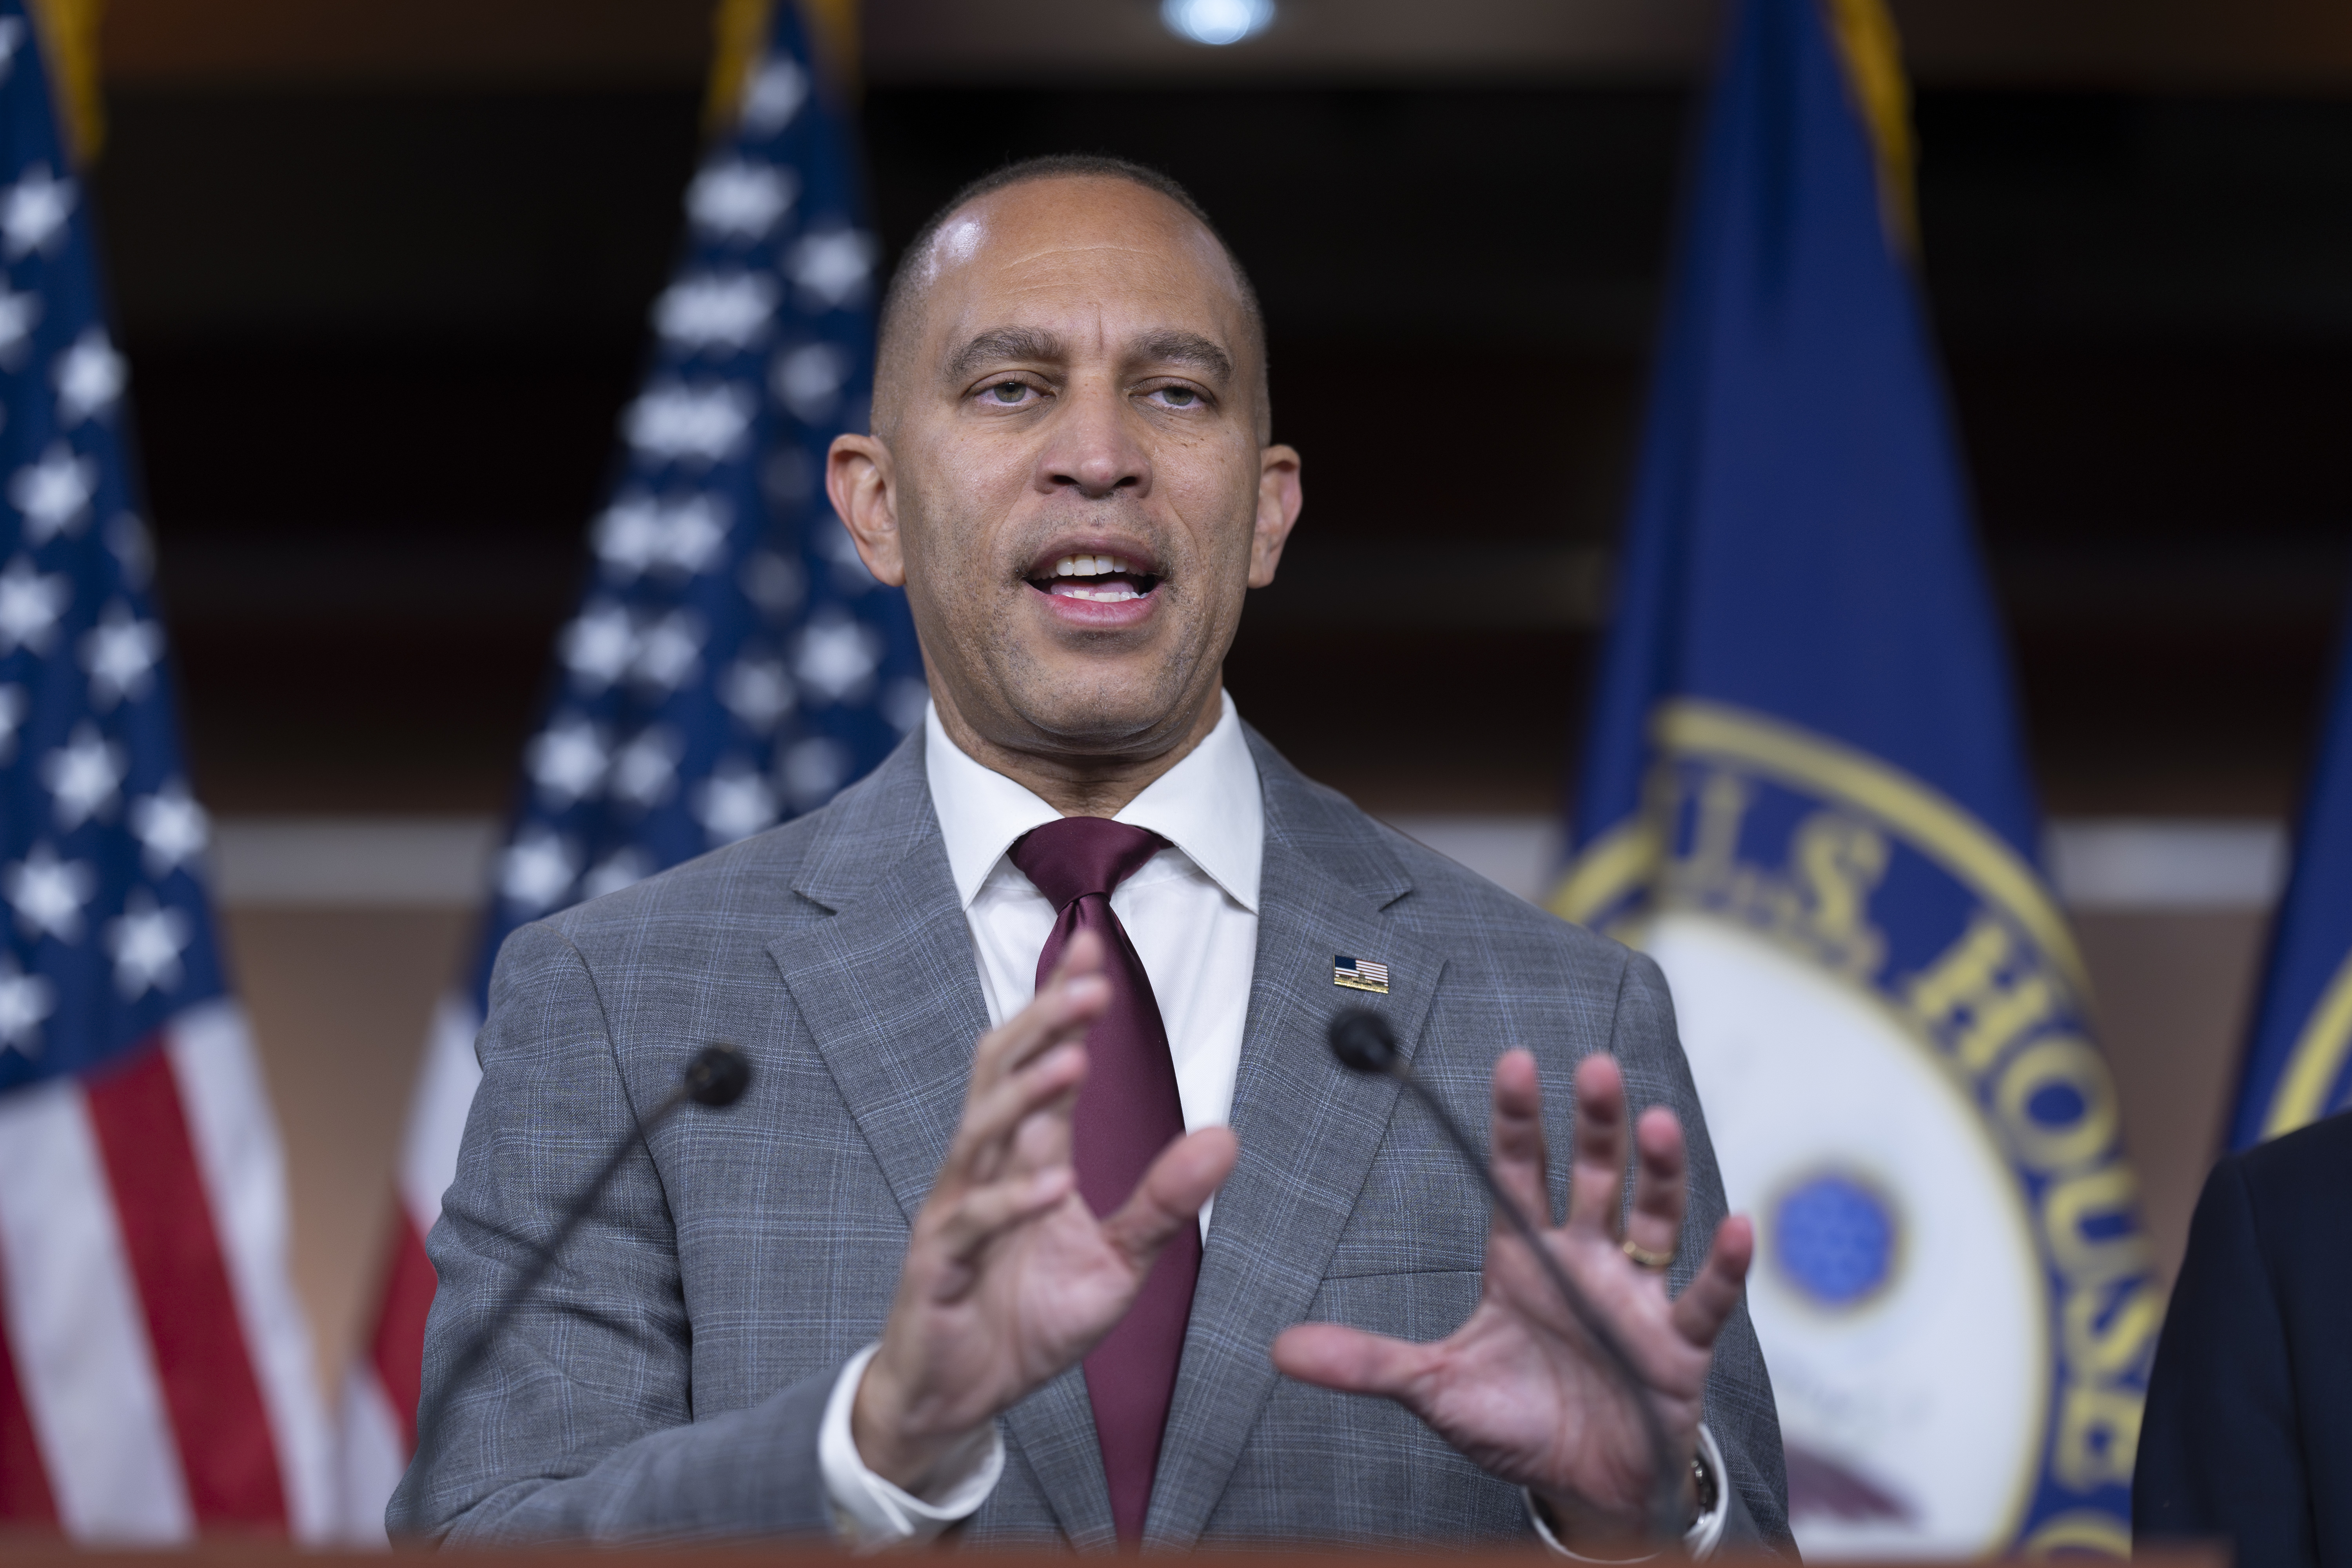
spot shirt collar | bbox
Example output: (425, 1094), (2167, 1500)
(923, 691), (1263, 915)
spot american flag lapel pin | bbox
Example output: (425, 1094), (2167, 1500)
(1333, 955), (1390, 995)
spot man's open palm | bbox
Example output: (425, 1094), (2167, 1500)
(1273, 1051), (1752, 1542)
(853, 931), (1236, 1492)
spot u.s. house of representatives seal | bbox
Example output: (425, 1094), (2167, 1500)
(1557, 701), (2154, 1560)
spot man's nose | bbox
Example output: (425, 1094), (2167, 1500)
(1041, 381), (1150, 500)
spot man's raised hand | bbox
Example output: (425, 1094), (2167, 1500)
(1271, 1051), (1752, 1550)
(851, 930), (1237, 1492)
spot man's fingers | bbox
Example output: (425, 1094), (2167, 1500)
(1623, 1105), (1689, 1268)
(967, 931), (1110, 1099)
(930, 1165), (1077, 1265)
(1270, 1322), (1433, 1400)
(1670, 1215), (1755, 1348)
(947, 1042), (1085, 1188)
(1564, 1053), (1631, 1236)
(1100, 1126), (1237, 1271)
(944, 935), (1109, 1188)
(1487, 1049), (1553, 1231)
(1044, 926), (1109, 991)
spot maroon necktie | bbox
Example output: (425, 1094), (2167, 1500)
(1010, 817), (1196, 1544)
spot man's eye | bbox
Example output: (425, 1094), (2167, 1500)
(1156, 386), (1199, 407)
(987, 382), (1031, 404)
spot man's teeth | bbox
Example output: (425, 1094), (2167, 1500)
(1050, 579), (1142, 602)
(1052, 554), (1137, 578)
(1042, 552), (1149, 602)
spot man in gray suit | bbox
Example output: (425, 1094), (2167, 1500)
(393, 154), (1792, 1555)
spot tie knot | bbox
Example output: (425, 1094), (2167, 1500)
(1009, 817), (1168, 910)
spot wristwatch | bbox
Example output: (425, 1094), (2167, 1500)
(1523, 1425), (1728, 1561)
(1688, 1433), (1719, 1528)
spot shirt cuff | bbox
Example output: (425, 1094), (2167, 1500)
(1523, 1423), (1730, 1561)
(817, 1342), (1004, 1550)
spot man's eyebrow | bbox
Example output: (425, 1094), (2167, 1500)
(1132, 330), (1232, 383)
(945, 326), (1064, 382)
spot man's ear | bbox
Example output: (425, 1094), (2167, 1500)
(827, 432), (906, 586)
(1247, 443), (1303, 589)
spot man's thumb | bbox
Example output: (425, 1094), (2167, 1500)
(1102, 1126), (1236, 1269)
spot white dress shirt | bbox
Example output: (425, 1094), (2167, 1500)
(815, 696), (1724, 1557)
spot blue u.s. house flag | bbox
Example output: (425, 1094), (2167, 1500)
(335, 0), (922, 1536)
(1553, 0), (2153, 1554)
(2229, 615), (2352, 1148)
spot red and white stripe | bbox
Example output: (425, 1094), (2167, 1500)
(0, 1001), (332, 1540)
(335, 993), (483, 1543)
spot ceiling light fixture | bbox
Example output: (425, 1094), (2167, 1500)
(1160, 0), (1274, 47)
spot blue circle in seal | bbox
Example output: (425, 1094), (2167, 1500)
(1773, 1172), (1896, 1308)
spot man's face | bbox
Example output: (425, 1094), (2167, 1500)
(832, 176), (1301, 768)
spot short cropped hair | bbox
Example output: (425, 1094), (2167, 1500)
(871, 153), (1270, 438)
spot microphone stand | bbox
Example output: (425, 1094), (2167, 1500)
(406, 1044), (751, 1499)
(1328, 1010), (1685, 1546)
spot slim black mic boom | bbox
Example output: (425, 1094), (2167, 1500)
(1326, 1009), (1684, 1544)
(407, 1044), (751, 1492)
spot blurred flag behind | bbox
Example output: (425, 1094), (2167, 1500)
(334, 0), (923, 1538)
(1553, 0), (2152, 1554)
(2229, 613), (2352, 1147)
(0, 0), (332, 1539)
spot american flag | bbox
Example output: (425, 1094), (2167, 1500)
(0, 1), (332, 1539)
(334, 0), (923, 1538)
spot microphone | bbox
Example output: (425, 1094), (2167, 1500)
(1326, 1009), (1684, 1544)
(407, 1044), (751, 1489)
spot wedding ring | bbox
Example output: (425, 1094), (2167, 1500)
(1621, 1238), (1674, 1271)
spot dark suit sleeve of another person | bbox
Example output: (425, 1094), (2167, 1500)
(2134, 1112), (2352, 1567)
(384, 920), (837, 1544)
(1613, 952), (1796, 1557)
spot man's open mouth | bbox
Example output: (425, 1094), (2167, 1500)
(1026, 552), (1163, 604)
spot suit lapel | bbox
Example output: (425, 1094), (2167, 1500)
(1146, 741), (1446, 1545)
(768, 839), (988, 1224)
(764, 735), (1115, 1544)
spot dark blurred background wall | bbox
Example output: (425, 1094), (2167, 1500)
(83, 0), (2352, 1390)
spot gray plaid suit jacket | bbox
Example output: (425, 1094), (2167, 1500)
(390, 726), (1792, 1552)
